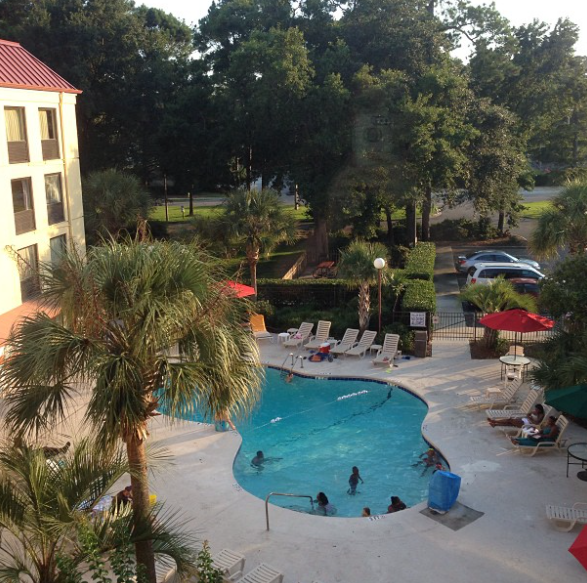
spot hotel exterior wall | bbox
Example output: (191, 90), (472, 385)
(0, 86), (85, 318)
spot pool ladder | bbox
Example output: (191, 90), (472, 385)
(279, 350), (305, 378)
(265, 492), (314, 530)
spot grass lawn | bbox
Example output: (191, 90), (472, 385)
(519, 201), (552, 219)
(149, 205), (311, 223)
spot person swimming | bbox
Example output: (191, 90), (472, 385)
(251, 450), (282, 468)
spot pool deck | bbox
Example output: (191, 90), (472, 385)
(144, 339), (587, 582)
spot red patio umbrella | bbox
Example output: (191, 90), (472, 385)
(478, 309), (555, 359)
(569, 525), (587, 572)
(222, 280), (256, 298)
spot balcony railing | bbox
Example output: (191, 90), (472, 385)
(8, 140), (29, 163)
(14, 210), (36, 235)
(42, 139), (59, 160)
(47, 202), (65, 225)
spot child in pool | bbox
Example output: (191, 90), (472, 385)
(347, 466), (364, 495)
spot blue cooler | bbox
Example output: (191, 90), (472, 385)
(428, 471), (461, 512)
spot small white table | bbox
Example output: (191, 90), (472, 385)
(499, 355), (530, 380)
(369, 344), (382, 355)
(277, 332), (290, 344)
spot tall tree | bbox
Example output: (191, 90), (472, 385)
(337, 240), (390, 333)
(202, 189), (297, 294)
(530, 181), (587, 258)
(0, 240), (263, 583)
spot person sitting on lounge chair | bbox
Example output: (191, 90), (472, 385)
(488, 404), (545, 428)
(510, 416), (559, 446)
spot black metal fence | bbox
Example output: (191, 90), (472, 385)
(431, 311), (560, 343)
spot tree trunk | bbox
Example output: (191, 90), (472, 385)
(314, 217), (329, 260)
(406, 203), (417, 247)
(247, 246), (260, 295)
(189, 191), (194, 216)
(385, 208), (394, 244)
(358, 282), (370, 333)
(421, 185), (432, 242)
(497, 210), (505, 235)
(126, 432), (156, 583)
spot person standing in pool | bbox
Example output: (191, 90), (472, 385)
(362, 507), (371, 517)
(315, 492), (336, 516)
(251, 450), (282, 468)
(387, 496), (407, 513)
(347, 466), (364, 495)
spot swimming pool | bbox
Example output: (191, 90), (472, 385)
(232, 368), (438, 518)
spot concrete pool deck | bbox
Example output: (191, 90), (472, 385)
(143, 339), (587, 583)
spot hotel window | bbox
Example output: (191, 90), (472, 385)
(12, 178), (36, 235)
(17, 244), (40, 301)
(50, 234), (67, 266)
(39, 108), (59, 160)
(5, 107), (29, 163)
(45, 173), (65, 224)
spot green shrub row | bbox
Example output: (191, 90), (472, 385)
(404, 242), (436, 281)
(401, 279), (436, 312)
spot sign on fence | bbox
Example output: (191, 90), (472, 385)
(410, 312), (427, 328)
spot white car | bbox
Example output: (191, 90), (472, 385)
(466, 262), (545, 285)
(455, 250), (540, 273)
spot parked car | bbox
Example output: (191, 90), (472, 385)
(466, 262), (545, 285)
(509, 277), (541, 298)
(455, 250), (541, 273)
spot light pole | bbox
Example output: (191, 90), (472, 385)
(373, 257), (386, 334)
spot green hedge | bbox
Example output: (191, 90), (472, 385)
(401, 279), (436, 312)
(404, 242), (436, 281)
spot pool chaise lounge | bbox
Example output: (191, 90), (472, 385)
(372, 333), (400, 365)
(305, 320), (332, 350)
(468, 377), (522, 409)
(283, 322), (314, 348)
(546, 502), (587, 531)
(485, 389), (543, 420)
(510, 415), (569, 456)
(250, 314), (274, 343)
(345, 330), (377, 358)
(233, 562), (283, 583)
(330, 328), (359, 356)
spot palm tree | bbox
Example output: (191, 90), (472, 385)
(530, 180), (587, 259)
(0, 438), (196, 583)
(337, 241), (390, 333)
(82, 169), (152, 244)
(210, 189), (297, 294)
(0, 239), (263, 583)
(460, 277), (538, 347)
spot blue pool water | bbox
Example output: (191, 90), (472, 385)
(231, 369), (436, 518)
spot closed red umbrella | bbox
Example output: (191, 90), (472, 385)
(569, 525), (587, 571)
(222, 281), (256, 298)
(479, 309), (555, 359)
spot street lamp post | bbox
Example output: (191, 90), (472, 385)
(373, 257), (386, 334)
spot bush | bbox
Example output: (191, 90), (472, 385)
(430, 218), (500, 241)
(404, 243), (436, 281)
(401, 280), (436, 312)
(266, 305), (359, 338)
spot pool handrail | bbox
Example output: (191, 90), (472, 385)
(265, 492), (314, 530)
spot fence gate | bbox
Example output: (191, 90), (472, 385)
(432, 311), (481, 340)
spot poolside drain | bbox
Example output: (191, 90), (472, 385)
(420, 502), (484, 531)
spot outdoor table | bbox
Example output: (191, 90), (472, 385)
(314, 261), (335, 277)
(369, 344), (382, 356)
(277, 332), (290, 344)
(499, 355), (530, 381)
(567, 443), (587, 478)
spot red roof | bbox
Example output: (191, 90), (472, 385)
(0, 39), (81, 94)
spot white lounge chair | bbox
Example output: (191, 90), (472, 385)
(372, 333), (400, 366)
(510, 415), (569, 456)
(485, 389), (543, 420)
(330, 329), (359, 356)
(233, 563), (283, 583)
(468, 377), (522, 409)
(546, 503), (587, 531)
(155, 560), (176, 583)
(305, 320), (332, 350)
(283, 322), (314, 348)
(212, 548), (246, 581)
(345, 330), (377, 358)
(250, 314), (274, 343)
